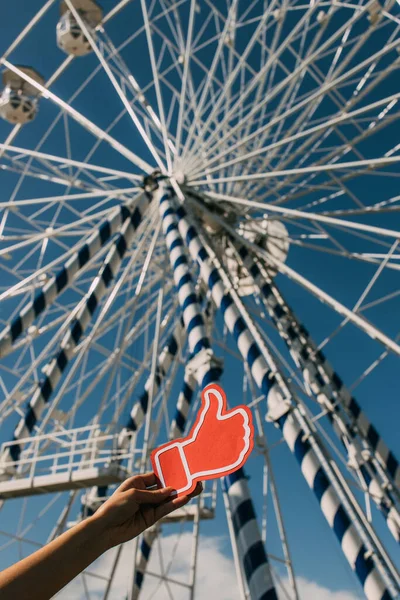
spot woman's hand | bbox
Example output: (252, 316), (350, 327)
(93, 472), (203, 549)
(0, 472), (202, 600)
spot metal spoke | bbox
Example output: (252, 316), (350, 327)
(1, 2), (399, 598)
(0, 60), (152, 173)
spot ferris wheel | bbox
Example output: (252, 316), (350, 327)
(0, 0), (400, 598)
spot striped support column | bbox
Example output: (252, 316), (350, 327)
(168, 349), (224, 440)
(160, 177), (222, 438)
(223, 469), (276, 600)
(359, 467), (400, 543)
(169, 296), (223, 439)
(160, 182), (223, 426)
(0, 192), (152, 472)
(249, 249), (400, 490)
(173, 200), (395, 599)
(119, 316), (186, 443)
(166, 198), (278, 600)
(160, 193), (276, 600)
(0, 199), (138, 358)
(132, 527), (158, 600)
(169, 367), (196, 439)
(278, 409), (393, 600)
(159, 187), (210, 364)
(327, 383), (399, 491)
(236, 246), (400, 542)
(79, 314), (186, 518)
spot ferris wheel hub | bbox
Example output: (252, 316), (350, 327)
(172, 169), (186, 185)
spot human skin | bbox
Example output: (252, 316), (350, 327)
(0, 472), (202, 599)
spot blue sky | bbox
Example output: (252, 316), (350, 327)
(0, 1), (399, 598)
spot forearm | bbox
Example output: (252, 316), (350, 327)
(0, 516), (109, 599)
(0, 473), (198, 599)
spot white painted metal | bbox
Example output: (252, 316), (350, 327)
(0, 1), (399, 598)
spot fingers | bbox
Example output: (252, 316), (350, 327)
(154, 495), (190, 520)
(140, 472), (158, 487)
(117, 472), (158, 493)
(130, 486), (174, 505)
(117, 475), (141, 493)
(188, 481), (203, 498)
(154, 482), (204, 521)
(118, 475), (202, 509)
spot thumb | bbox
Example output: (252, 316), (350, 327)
(201, 384), (226, 421)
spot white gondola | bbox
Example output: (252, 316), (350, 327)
(56, 0), (103, 56)
(0, 67), (44, 125)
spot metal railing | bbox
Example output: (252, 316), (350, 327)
(0, 425), (138, 482)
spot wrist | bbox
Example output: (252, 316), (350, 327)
(81, 514), (111, 555)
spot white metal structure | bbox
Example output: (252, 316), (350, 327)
(0, 1), (399, 598)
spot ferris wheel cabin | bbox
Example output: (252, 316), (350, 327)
(0, 67), (45, 125)
(56, 0), (103, 56)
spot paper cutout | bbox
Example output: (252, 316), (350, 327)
(151, 383), (254, 497)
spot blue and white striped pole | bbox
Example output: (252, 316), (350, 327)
(0, 192), (152, 474)
(160, 190), (277, 600)
(222, 468), (276, 599)
(228, 236), (400, 497)
(236, 246), (400, 543)
(159, 186), (213, 377)
(78, 315), (186, 518)
(277, 409), (395, 600)
(0, 198), (141, 358)
(118, 316), (186, 447)
(168, 303), (219, 439)
(173, 198), (397, 599)
(131, 527), (158, 600)
(169, 367), (196, 439)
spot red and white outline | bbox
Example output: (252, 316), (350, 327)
(151, 384), (254, 496)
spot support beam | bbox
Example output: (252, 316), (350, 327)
(189, 156), (400, 187)
(65, 0), (166, 174)
(0, 144), (142, 181)
(0, 60), (153, 174)
(0, 194), (143, 357)
(0, 193), (153, 472)
(236, 243), (400, 543)
(173, 194), (399, 599)
(188, 192), (400, 358)
(159, 188), (277, 600)
(131, 525), (158, 599)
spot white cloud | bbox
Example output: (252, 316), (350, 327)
(57, 533), (360, 600)
(287, 577), (360, 600)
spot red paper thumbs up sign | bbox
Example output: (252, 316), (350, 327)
(151, 384), (254, 497)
